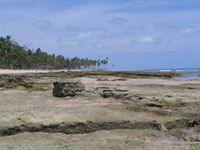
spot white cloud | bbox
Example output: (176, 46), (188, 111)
(78, 32), (93, 39)
(33, 19), (53, 30)
(138, 36), (162, 45)
(139, 36), (156, 43)
(108, 16), (129, 25)
(181, 28), (196, 34)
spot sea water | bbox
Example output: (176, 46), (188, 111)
(173, 73), (200, 81)
(144, 68), (200, 81)
(145, 68), (200, 73)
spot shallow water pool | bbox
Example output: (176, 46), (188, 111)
(173, 73), (200, 81)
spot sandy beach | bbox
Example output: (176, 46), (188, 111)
(1, 0), (199, 149)
(0, 69), (68, 74)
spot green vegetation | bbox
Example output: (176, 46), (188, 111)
(0, 35), (108, 69)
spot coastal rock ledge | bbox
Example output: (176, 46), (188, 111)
(52, 80), (85, 97)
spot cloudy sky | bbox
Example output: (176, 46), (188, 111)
(0, 0), (200, 70)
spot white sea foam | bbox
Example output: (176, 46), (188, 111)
(160, 70), (171, 72)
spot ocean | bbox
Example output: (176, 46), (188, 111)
(144, 68), (200, 73)
(143, 68), (200, 81)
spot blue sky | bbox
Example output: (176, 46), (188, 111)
(0, 0), (200, 70)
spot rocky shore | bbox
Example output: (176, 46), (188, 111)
(0, 71), (199, 150)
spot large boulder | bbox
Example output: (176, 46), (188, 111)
(52, 80), (85, 97)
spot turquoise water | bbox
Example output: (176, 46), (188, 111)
(142, 68), (200, 81)
(144, 68), (200, 73)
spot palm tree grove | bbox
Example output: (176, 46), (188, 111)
(0, 36), (108, 69)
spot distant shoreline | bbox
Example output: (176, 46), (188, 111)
(0, 68), (185, 74)
(0, 69), (182, 80)
(0, 69), (68, 74)
(1, 68), (200, 74)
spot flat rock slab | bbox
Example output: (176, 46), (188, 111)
(0, 130), (199, 150)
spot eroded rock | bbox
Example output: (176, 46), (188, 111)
(101, 89), (129, 99)
(165, 119), (200, 130)
(52, 80), (85, 97)
(0, 121), (161, 137)
(0, 76), (32, 89)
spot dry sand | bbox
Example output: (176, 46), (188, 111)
(0, 69), (67, 74)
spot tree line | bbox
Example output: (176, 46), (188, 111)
(0, 36), (108, 69)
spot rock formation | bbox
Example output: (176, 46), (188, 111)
(52, 80), (85, 97)
(0, 76), (32, 89)
(101, 89), (129, 99)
